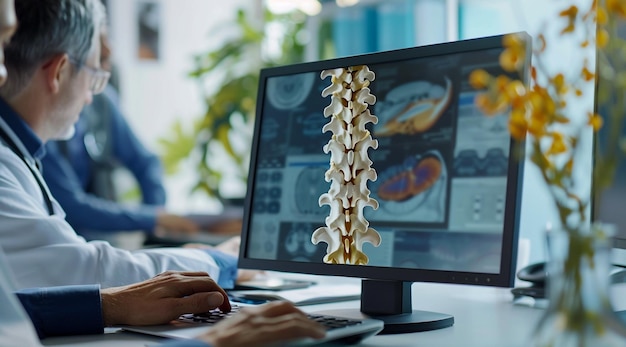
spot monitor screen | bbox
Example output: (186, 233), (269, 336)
(592, 129), (626, 252)
(593, 42), (626, 265)
(239, 33), (530, 334)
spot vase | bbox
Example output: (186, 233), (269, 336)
(529, 223), (626, 346)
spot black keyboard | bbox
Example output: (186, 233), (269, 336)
(178, 305), (364, 331)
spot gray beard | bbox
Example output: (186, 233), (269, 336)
(57, 125), (76, 141)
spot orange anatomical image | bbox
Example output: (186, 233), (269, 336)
(375, 78), (452, 136)
(377, 154), (442, 202)
(371, 151), (447, 223)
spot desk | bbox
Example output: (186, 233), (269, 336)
(41, 278), (626, 347)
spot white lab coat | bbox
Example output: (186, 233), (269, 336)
(0, 247), (42, 347)
(0, 117), (221, 289)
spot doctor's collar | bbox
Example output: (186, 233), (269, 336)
(0, 97), (46, 161)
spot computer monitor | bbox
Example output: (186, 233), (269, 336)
(238, 32), (531, 334)
(592, 42), (626, 267)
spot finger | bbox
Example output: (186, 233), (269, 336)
(248, 313), (327, 344)
(155, 271), (211, 278)
(182, 220), (200, 232)
(154, 273), (232, 312)
(167, 292), (226, 315)
(244, 301), (305, 318)
(172, 278), (232, 312)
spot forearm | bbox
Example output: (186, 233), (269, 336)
(63, 198), (158, 232)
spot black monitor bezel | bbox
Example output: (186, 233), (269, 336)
(238, 32), (530, 288)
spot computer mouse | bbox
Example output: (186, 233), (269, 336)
(517, 262), (547, 285)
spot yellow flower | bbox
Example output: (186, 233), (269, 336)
(564, 158), (574, 177)
(469, 69), (491, 89)
(588, 112), (604, 131)
(500, 34), (526, 72)
(581, 66), (595, 82)
(528, 91), (545, 112)
(559, 5), (578, 34)
(505, 80), (527, 99)
(503, 33), (525, 49)
(552, 73), (568, 95)
(474, 93), (505, 116)
(528, 116), (546, 137)
(553, 113), (570, 124)
(499, 49), (520, 72)
(607, 0), (626, 18)
(597, 5), (608, 25)
(509, 110), (528, 140)
(548, 132), (568, 155)
(597, 28), (609, 48)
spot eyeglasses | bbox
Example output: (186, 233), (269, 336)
(68, 57), (111, 95)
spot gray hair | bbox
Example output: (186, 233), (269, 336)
(0, 0), (105, 99)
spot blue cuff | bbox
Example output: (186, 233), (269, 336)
(202, 249), (238, 289)
(16, 284), (103, 338)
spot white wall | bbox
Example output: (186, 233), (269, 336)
(106, 0), (254, 213)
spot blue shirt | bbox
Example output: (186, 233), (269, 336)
(42, 85), (167, 233)
(0, 97), (46, 161)
(16, 285), (103, 338)
(203, 249), (238, 289)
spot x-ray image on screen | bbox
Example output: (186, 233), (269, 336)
(251, 168), (283, 215)
(266, 72), (317, 110)
(369, 150), (447, 222)
(246, 219), (281, 259)
(281, 156), (331, 220)
(276, 222), (327, 262)
(294, 166), (330, 216)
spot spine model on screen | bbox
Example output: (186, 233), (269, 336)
(312, 65), (381, 265)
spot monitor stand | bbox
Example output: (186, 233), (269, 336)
(317, 279), (454, 335)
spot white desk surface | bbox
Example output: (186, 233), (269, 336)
(41, 275), (626, 347)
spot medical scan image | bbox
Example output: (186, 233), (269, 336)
(245, 47), (514, 274)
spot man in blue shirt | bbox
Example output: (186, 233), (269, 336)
(41, 22), (199, 237)
(42, 82), (199, 237)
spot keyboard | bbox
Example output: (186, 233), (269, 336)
(122, 303), (384, 345)
(178, 305), (366, 331)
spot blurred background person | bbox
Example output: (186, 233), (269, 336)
(42, 18), (201, 245)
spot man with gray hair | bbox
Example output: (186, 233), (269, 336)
(0, 0), (238, 290)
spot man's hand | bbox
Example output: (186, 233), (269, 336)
(155, 212), (200, 235)
(196, 301), (327, 347)
(101, 271), (231, 326)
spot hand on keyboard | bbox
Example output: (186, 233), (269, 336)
(182, 305), (364, 331)
(193, 301), (327, 347)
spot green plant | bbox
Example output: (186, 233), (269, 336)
(158, 7), (307, 202)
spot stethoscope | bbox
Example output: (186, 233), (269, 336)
(0, 125), (55, 216)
